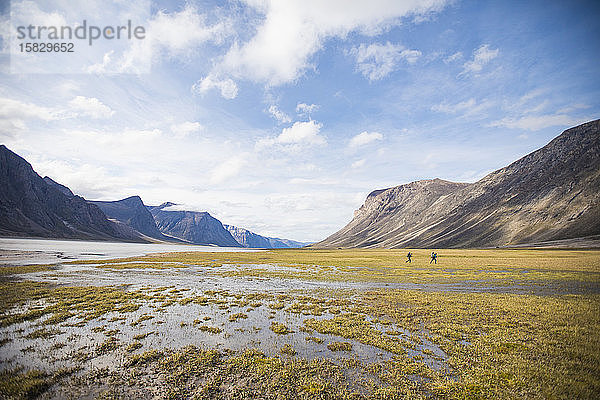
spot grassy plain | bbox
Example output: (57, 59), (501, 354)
(0, 248), (599, 399)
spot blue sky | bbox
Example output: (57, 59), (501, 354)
(0, 0), (599, 241)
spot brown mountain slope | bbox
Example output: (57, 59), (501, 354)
(315, 119), (600, 248)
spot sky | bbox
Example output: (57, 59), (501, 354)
(0, 0), (599, 242)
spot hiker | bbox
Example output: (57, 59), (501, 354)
(430, 252), (437, 264)
(406, 252), (412, 263)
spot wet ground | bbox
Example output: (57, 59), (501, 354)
(1, 241), (598, 399)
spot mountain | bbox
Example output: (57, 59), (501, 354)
(315, 120), (600, 248)
(0, 145), (144, 242)
(224, 225), (272, 248)
(267, 237), (311, 248)
(43, 176), (74, 197)
(90, 196), (167, 241)
(224, 224), (308, 248)
(149, 203), (242, 247)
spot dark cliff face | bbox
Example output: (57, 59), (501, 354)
(150, 203), (242, 247)
(43, 176), (74, 197)
(0, 145), (143, 242)
(315, 120), (600, 248)
(90, 196), (164, 240)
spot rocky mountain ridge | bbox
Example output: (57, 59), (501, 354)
(0, 145), (143, 242)
(0, 146), (306, 247)
(148, 203), (242, 247)
(224, 224), (309, 248)
(315, 120), (600, 248)
(90, 196), (168, 242)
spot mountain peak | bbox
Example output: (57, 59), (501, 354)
(0, 145), (144, 242)
(150, 206), (240, 247)
(316, 120), (600, 248)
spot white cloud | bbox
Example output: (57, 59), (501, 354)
(96, 4), (232, 73)
(556, 103), (590, 114)
(349, 42), (421, 81)
(276, 120), (325, 145)
(351, 159), (366, 168)
(10, 1), (67, 31)
(170, 121), (203, 138)
(431, 98), (495, 118)
(268, 105), (291, 123)
(210, 156), (246, 184)
(68, 96), (114, 119)
(488, 114), (584, 131)
(150, 5), (232, 57)
(348, 131), (383, 148)
(288, 177), (340, 185)
(0, 97), (59, 121)
(444, 51), (462, 63)
(192, 75), (239, 99)
(214, 0), (449, 86)
(461, 44), (499, 75)
(0, 97), (61, 136)
(118, 128), (163, 141)
(432, 98), (476, 114)
(296, 103), (319, 115)
(86, 51), (115, 74)
(257, 120), (326, 149)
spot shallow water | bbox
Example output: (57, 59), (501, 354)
(0, 237), (258, 266)
(2, 238), (592, 397)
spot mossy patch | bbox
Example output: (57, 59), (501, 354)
(327, 342), (352, 352)
(270, 322), (292, 334)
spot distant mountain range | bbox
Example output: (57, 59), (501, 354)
(224, 224), (310, 248)
(90, 196), (172, 242)
(0, 145), (306, 248)
(3, 120), (597, 249)
(314, 120), (600, 248)
(147, 202), (241, 247)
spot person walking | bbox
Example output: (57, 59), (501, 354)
(406, 252), (412, 263)
(430, 251), (437, 264)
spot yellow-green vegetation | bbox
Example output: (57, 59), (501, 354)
(130, 314), (154, 326)
(120, 346), (373, 399)
(280, 344), (297, 356)
(95, 248), (600, 285)
(270, 321), (292, 334)
(126, 349), (164, 366)
(269, 302), (285, 310)
(305, 336), (323, 344)
(355, 289), (600, 399)
(125, 341), (143, 352)
(0, 264), (52, 276)
(229, 312), (248, 322)
(198, 325), (222, 334)
(305, 313), (408, 354)
(25, 327), (62, 339)
(132, 332), (151, 341)
(1, 248), (599, 399)
(327, 342), (352, 352)
(0, 281), (149, 328)
(96, 337), (119, 354)
(0, 367), (75, 400)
